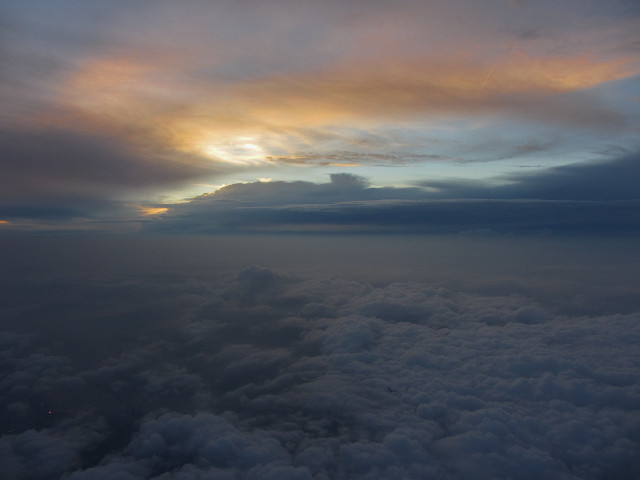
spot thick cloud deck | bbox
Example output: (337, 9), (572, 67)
(148, 156), (640, 235)
(1, 267), (639, 479)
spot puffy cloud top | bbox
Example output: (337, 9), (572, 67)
(1, 259), (639, 478)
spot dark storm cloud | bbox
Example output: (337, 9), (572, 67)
(1, 261), (639, 479)
(0, 127), (217, 220)
(148, 156), (640, 234)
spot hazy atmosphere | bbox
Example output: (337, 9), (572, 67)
(1, 1), (639, 479)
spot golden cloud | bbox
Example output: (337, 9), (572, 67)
(138, 206), (169, 216)
(48, 51), (638, 166)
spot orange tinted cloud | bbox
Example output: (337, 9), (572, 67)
(219, 54), (636, 119)
(48, 50), (637, 167)
(138, 207), (169, 216)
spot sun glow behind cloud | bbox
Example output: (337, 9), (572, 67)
(44, 48), (639, 172)
(1, 3), (640, 476)
(1, 0), (639, 228)
(200, 138), (266, 165)
(138, 207), (169, 216)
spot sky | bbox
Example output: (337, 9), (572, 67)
(2, 1), (640, 479)
(1, 0), (639, 232)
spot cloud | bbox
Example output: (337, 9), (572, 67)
(0, 126), (222, 221)
(0, 0), (637, 233)
(1, 260), (639, 479)
(47, 51), (634, 169)
(266, 150), (453, 166)
(218, 55), (634, 126)
(4, 0), (637, 180)
(420, 152), (640, 201)
(147, 155), (640, 234)
(1, 417), (108, 480)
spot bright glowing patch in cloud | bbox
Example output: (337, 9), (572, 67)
(138, 207), (169, 216)
(199, 138), (266, 165)
(42, 47), (638, 173)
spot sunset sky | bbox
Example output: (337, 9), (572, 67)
(2, 0), (639, 231)
(2, 3), (640, 479)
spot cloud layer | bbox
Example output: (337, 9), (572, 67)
(0, 127), (219, 215)
(1, 260), (639, 479)
(148, 155), (640, 234)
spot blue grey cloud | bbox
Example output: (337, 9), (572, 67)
(420, 153), (640, 201)
(149, 155), (640, 234)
